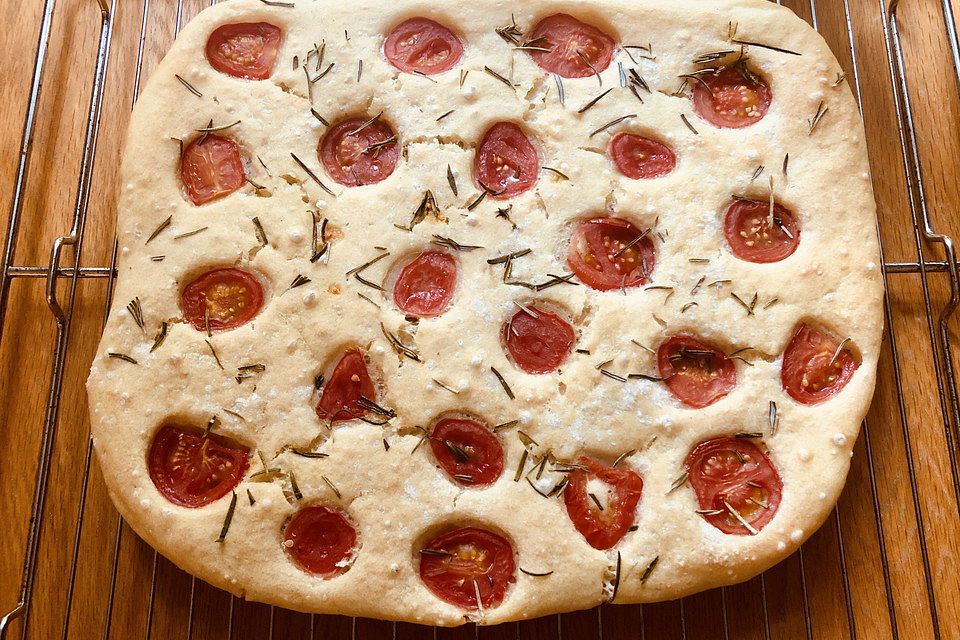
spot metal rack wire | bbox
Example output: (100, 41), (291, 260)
(1, 0), (958, 638)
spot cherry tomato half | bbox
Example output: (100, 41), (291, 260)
(284, 505), (358, 578)
(724, 199), (800, 263)
(315, 348), (377, 423)
(657, 335), (736, 408)
(180, 267), (264, 332)
(319, 117), (399, 187)
(503, 306), (576, 374)
(419, 526), (516, 610)
(685, 438), (782, 535)
(474, 122), (538, 199)
(610, 133), (676, 180)
(393, 251), (458, 317)
(567, 217), (655, 291)
(563, 456), (643, 550)
(384, 17), (463, 75)
(147, 424), (250, 508)
(205, 22), (281, 80)
(527, 14), (616, 79)
(781, 323), (858, 405)
(692, 66), (771, 129)
(180, 134), (246, 206)
(429, 417), (504, 487)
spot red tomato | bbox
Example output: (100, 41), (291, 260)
(657, 335), (736, 408)
(284, 505), (358, 577)
(180, 267), (264, 332)
(384, 17), (463, 75)
(566, 217), (655, 291)
(429, 417), (504, 487)
(419, 527), (515, 610)
(393, 251), (458, 317)
(319, 117), (399, 187)
(563, 456), (643, 550)
(724, 199), (800, 263)
(147, 424), (250, 508)
(503, 306), (576, 374)
(316, 348), (377, 423)
(781, 323), (858, 405)
(205, 22), (281, 80)
(610, 133), (676, 179)
(527, 14), (616, 79)
(685, 438), (782, 535)
(692, 66), (771, 129)
(180, 135), (246, 206)
(474, 122), (538, 199)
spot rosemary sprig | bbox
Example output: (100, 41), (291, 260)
(291, 153), (335, 196)
(640, 556), (659, 584)
(680, 114), (699, 134)
(150, 322), (168, 352)
(215, 491), (238, 543)
(809, 101), (829, 134)
(145, 216), (172, 244)
(577, 88), (613, 114)
(252, 217), (268, 246)
(589, 114), (636, 138)
(732, 40), (801, 56)
(107, 352), (137, 364)
(610, 551), (621, 602)
(490, 366), (514, 399)
(769, 401), (780, 434)
(431, 235), (481, 251)
(290, 471), (303, 500)
(483, 65), (515, 90)
(175, 74), (202, 97)
(322, 475), (341, 499)
(520, 567), (553, 577)
(126, 297), (144, 331)
(173, 227), (208, 240)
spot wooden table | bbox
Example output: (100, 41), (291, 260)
(1, 0), (959, 638)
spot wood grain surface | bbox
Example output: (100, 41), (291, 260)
(1, 0), (959, 638)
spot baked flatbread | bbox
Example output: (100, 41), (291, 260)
(87, 0), (883, 625)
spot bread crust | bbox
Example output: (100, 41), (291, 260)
(87, 0), (883, 625)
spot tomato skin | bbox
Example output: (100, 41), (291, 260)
(180, 267), (264, 332)
(316, 348), (377, 423)
(503, 306), (576, 374)
(724, 199), (800, 264)
(566, 217), (655, 291)
(475, 122), (539, 199)
(657, 335), (737, 408)
(419, 527), (515, 610)
(205, 22), (281, 80)
(563, 457), (643, 550)
(180, 135), (246, 206)
(429, 417), (504, 487)
(610, 133), (676, 179)
(685, 438), (782, 535)
(781, 323), (858, 405)
(693, 66), (771, 129)
(147, 425), (250, 508)
(393, 251), (458, 317)
(527, 14), (616, 79)
(284, 505), (358, 578)
(384, 18), (463, 75)
(319, 117), (399, 187)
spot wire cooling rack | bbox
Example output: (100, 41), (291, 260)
(1, 0), (959, 638)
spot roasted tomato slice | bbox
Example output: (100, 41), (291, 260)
(393, 250), (458, 317)
(475, 122), (538, 199)
(526, 14), (616, 79)
(316, 348), (377, 423)
(781, 323), (858, 405)
(147, 424), (250, 508)
(693, 66), (771, 129)
(724, 199), (800, 263)
(567, 217), (655, 291)
(384, 17), (463, 75)
(319, 116), (399, 187)
(503, 306), (576, 374)
(284, 505), (358, 578)
(429, 417), (504, 487)
(205, 22), (281, 80)
(180, 134), (246, 206)
(563, 456), (643, 550)
(419, 526), (516, 610)
(657, 335), (737, 408)
(610, 133), (676, 179)
(180, 267), (263, 332)
(685, 438), (782, 535)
